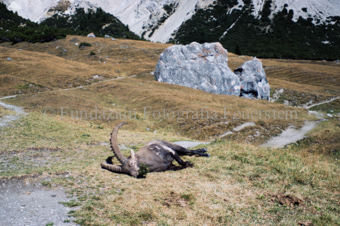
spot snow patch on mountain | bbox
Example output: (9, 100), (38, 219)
(250, 0), (340, 25)
(147, 0), (214, 43)
(2, 0), (340, 42)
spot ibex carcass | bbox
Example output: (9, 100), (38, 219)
(101, 122), (210, 178)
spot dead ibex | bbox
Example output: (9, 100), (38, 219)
(101, 122), (210, 178)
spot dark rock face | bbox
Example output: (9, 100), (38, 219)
(234, 58), (270, 100)
(155, 42), (270, 100)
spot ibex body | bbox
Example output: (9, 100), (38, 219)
(101, 122), (210, 177)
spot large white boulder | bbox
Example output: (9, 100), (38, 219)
(155, 42), (240, 96)
(155, 42), (270, 100)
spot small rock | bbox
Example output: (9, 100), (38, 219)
(87, 33), (96, 38)
(6, 57), (12, 61)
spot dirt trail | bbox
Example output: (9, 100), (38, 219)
(0, 178), (78, 226)
(263, 97), (340, 148)
(262, 121), (318, 149)
(0, 95), (26, 128)
(1, 96), (79, 225)
(304, 96), (340, 109)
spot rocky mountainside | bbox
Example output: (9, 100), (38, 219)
(2, 0), (339, 41)
(1, 0), (340, 60)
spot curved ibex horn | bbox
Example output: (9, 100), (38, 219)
(110, 122), (128, 165)
(100, 162), (126, 173)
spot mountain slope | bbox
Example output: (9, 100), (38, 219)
(1, 0), (214, 42)
(2, 0), (340, 60)
(173, 0), (340, 60)
(2, 0), (340, 43)
(0, 2), (140, 44)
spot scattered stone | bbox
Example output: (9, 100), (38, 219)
(6, 58), (12, 61)
(87, 33), (96, 38)
(111, 38), (116, 41)
(104, 35), (111, 38)
(271, 88), (284, 102)
(91, 75), (104, 81)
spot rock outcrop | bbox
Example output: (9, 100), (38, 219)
(234, 58), (270, 100)
(155, 42), (270, 100)
(155, 42), (240, 96)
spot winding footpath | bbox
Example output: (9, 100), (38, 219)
(0, 95), (25, 128)
(262, 96), (339, 148)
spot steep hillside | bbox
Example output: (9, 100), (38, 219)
(2, 0), (340, 60)
(0, 2), (139, 44)
(0, 2), (67, 43)
(173, 0), (340, 60)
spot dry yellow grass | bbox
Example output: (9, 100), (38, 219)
(2, 112), (339, 225)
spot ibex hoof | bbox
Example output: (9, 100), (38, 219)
(184, 161), (194, 168)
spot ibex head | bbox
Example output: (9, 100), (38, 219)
(109, 122), (140, 178)
(123, 149), (139, 177)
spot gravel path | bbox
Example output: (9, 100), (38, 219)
(1, 96), (78, 226)
(0, 178), (78, 226)
(262, 96), (337, 148)
(173, 141), (210, 149)
(0, 95), (26, 128)
(304, 96), (340, 109)
(262, 121), (318, 149)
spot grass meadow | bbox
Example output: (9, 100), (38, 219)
(0, 36), (339, 225)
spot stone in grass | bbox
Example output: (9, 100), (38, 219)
(234, 58), (270, 100)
